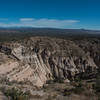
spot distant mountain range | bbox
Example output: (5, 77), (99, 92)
(0, 28), (100, 42)
(0, 27), (100, 34)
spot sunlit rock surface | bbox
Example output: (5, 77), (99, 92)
(0, 37), (100, 87)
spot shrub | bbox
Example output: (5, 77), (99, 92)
(72, 87), (85, 94)
(94, 76), (100, 92)
(2, 88), (29, 100)
(46, 80), (54, 84)
(63, 89), (71, 96)
(53, 78), (64, 83)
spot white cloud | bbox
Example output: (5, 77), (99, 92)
(20, 18), (35, 22)
(0, 18), (79, 28)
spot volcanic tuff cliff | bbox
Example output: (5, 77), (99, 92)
(0, 37), (100, 87)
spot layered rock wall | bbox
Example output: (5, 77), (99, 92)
(0, 37), (100, 87)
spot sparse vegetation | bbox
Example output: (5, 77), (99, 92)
(93, 76), (100, 93)
(0, 87), (30, 100)
(63, 89), (71, 96)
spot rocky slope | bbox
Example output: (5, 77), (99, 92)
(0, 36), (100, 87)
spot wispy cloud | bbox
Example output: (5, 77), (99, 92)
(0, 18), (79, 28)
(20, 18), (34, 22)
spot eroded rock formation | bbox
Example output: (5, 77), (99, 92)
(0, 37), (100, 87)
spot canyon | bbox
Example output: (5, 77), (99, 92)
(0, 36), (100, 100)
(0, 37), (100, 86)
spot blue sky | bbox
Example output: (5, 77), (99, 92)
(0, 0), (99, 29)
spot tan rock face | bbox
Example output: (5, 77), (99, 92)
(0, 37), (100, 87)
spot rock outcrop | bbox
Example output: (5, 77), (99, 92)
(0, 37), (100, 87)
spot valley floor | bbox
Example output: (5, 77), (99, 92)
(0, 78), (100, 100)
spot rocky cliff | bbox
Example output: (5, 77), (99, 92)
(0, 37), (100, 87)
